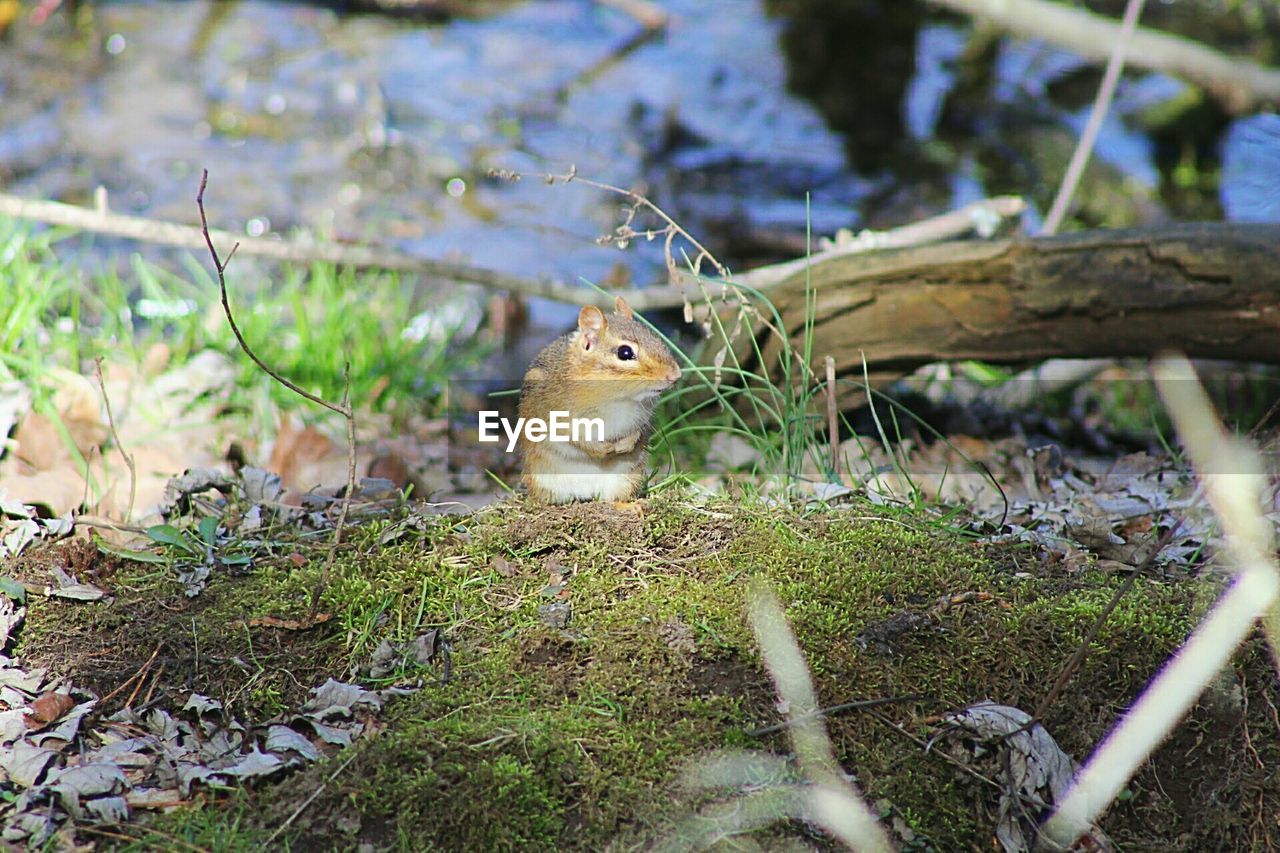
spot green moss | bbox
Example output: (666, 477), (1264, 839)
(17, 489), (1273, 850)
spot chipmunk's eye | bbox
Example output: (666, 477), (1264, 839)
(616, 345), (636, 361)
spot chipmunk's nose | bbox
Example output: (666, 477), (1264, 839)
(667, 365), (682, 384)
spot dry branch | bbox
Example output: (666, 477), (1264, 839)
(194, 171), (356, 620)
(0, 190), (598, 306)
(736, 222), (1280, 385)
(932, 0), (1280, 114)
(1042, 0), (1145, 235)
(0, 188), (1027, 313)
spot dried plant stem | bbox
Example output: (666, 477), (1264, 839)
(530, 167), (825, 386)
(98, 642), (163, 707)
(0, 189), (593, 304)
(1042, 355), (1280, 847)
(195, 170), (356, 621)
(1027, 519), (1181, 729)
(266, 749), (360, 845)
(824, 356), (838, 472)
(78, 825), (209, 853)
(933, 0), (1280, 113)
(596, 0), (667, 30)
(745, 695), (925, 737)
(747, 580), (894, 851)
(93, 357), (137, 522)
(0, 186), (1021, 311)
(1042, 0), (1146, 234)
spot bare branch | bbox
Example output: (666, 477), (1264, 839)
(0, 188), (601, 306)
(195, 169), (357, 622)
(0, 186), (1023, 311)
(93, 357), (137, 523)
(1042, 0), (1146, 235)
(933, 0), (1280, 114)
(196, 172), (346, 417)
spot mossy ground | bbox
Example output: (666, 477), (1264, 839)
(12, 491), (1280, 851)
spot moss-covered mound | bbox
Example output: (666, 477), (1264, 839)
(15, 492), (1280, 850)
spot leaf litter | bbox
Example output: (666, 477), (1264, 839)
(942, 700), (1113, 853)
(2, 344), (1275, 846)
(0, 590), (406, 847)
(801, 434), (1276, 576)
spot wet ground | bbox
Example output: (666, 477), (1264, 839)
(1, 0), (1277, 331)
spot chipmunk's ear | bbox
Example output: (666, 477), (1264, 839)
(613, 295), (633, 320)
(578, 305), (607, 351)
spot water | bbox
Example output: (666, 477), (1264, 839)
(1, 0), (1276, 326)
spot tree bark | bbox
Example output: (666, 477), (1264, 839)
(732, 223), (1280, 385)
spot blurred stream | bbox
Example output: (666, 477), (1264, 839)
(1, 0), (1276, 340)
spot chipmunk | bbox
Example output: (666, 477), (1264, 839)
(518, 296), (681, 503)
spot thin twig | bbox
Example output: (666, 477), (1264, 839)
(933, 0), (1280, 114)
(265, 749), (361, 845)
(1027, 518), (1182, 729)
(75, 515), (149, 534)
(824, 356), (839, 473)
(0, 189), (606, 306)
(77, 825), (210, 853)
(98, 642), (163, 707)
(197, 177), (344, 416)
(871, 711), (1004, 793)
(1044, 355), (1280, 845)
(309, 364), (358, 620)
(745, 695), (927, 737)
(93, 357), (137, 522)
(194, 170), (356, 622)
(0, 186), (1023, 310)
(553, 1), (667, 103)
(596, 0), (667, 30)
(123, 659), (150, 710)
(140, 662), (165, 707)
(1042, 0), (1146, 235)
(812, 195), (1025, 256)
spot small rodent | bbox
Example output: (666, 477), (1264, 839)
(518, 296), (681, 503)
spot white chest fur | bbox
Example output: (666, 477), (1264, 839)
(586, 398), (650, 440)
(527, 446), (639, 501)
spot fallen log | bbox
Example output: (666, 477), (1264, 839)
(730, 222), (1280, 386)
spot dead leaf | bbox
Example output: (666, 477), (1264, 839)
(301, 679), (383, 720)
(491, 555), (516, 577)
(12, 412), (73, 471)
(264, 725), (321, 762)
(24, 692), (76, 729)
(0, 741), (59, 787)
(269, 417), (339, 492)
(943, 701), (1111, 853)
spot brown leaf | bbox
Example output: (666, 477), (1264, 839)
(367, 449), (411, 490)
(269, 416), (339, 492)
(12, 413), (73, 471)
(24, 691), (76, 729)
(491, 555), (516, 577)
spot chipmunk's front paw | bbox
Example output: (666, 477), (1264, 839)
(610, 431), (641, 454)
(608, 499), (645, 518)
